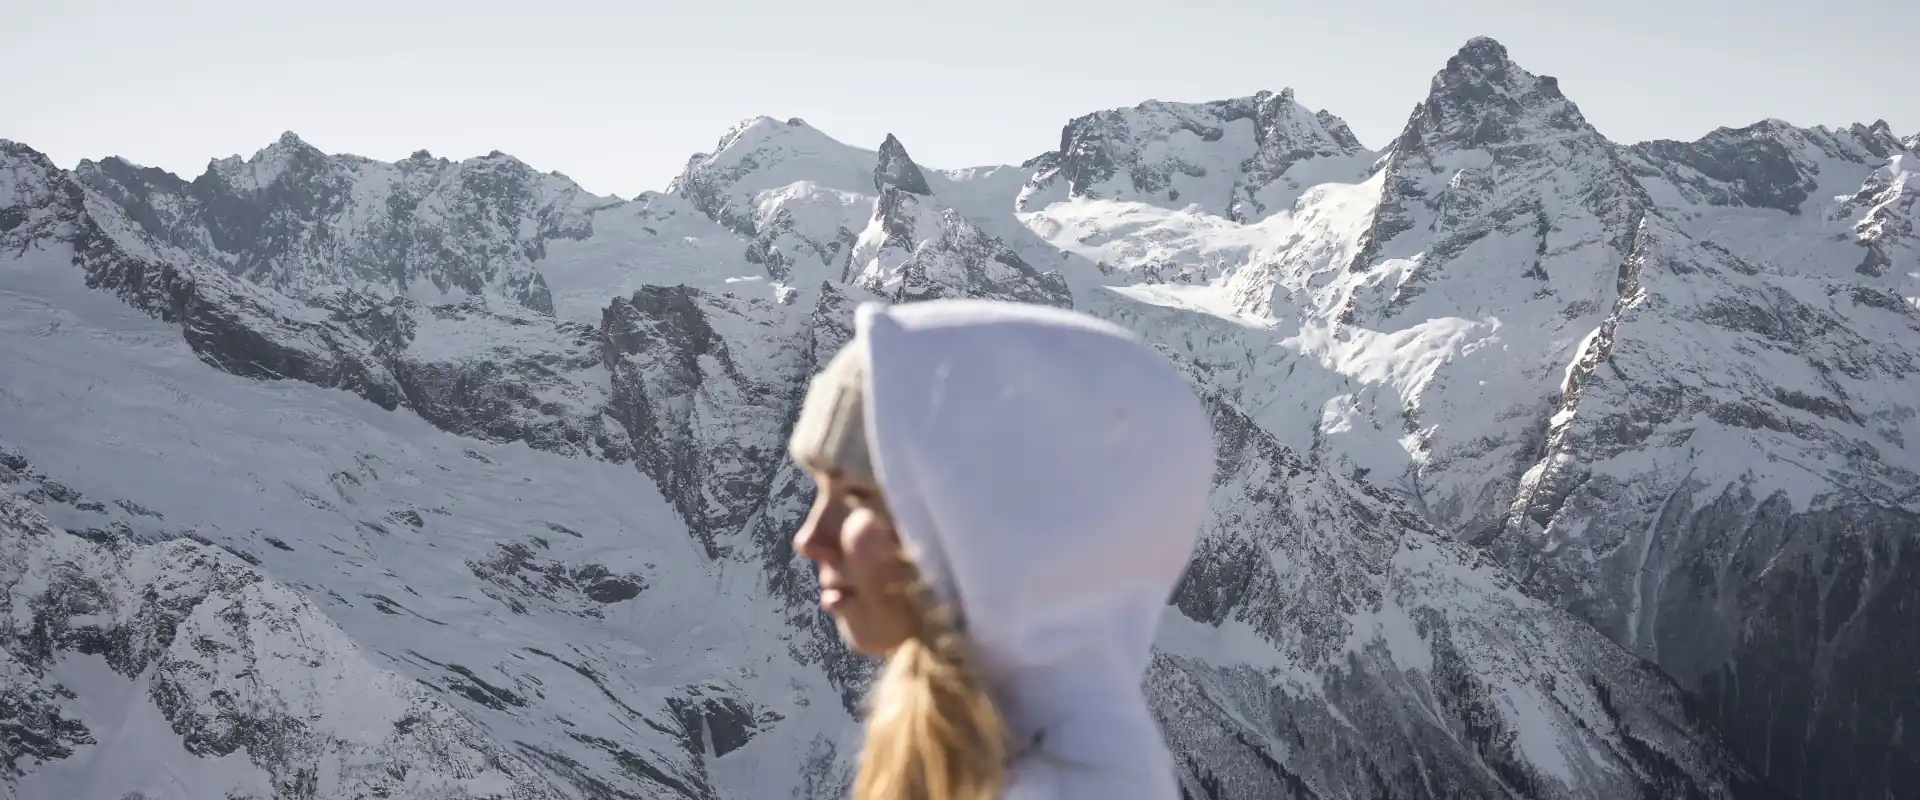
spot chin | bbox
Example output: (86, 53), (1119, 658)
(835, 618), (901, 657)
(848, 639), (893, 657)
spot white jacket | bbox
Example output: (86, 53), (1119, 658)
(856, 299), (1215, 800)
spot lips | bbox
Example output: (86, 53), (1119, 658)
(819, 583), (856, 611)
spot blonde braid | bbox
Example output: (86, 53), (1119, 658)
(853, 559), (1008, 800)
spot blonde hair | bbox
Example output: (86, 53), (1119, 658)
(853, 559), (1008, 800)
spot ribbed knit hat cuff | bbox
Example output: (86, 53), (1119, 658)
(787, 338), (874, 486)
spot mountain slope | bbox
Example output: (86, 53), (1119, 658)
(0, 239), (859, 799)
(1494, 214), (1920, 799)
(6, 34), (1917, 799)
(1149, 357), (1765, 799)
(0, 476), (565, 800)
(1008, 37), (1920, 799)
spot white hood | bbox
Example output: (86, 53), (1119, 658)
(856, 299), (1215, 799)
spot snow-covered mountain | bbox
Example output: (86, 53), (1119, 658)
(1049, 37), (1919, 799)
(73, 134), (620, 315)
(1018, 88), (1374, 224)
(3, 34), (1915, 799)
(1629, 118), (1919, 292)
(845, 135), (1071, 307)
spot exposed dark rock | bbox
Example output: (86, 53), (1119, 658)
(667, 690), (781, 758)
(465, 540), (649, 616)
(599, 286), (801, 558)
(872, 134), (932, 196)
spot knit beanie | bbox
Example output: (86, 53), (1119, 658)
(787, 337), (875, 486)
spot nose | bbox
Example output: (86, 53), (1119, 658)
(792, 496), (834, 562)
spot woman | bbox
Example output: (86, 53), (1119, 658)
(788, 298), (1216, 800)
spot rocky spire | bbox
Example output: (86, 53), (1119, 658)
(1345, 35), (1648, 300)
(872, 134), (932, 196)
(1850, 119), (1906, 158)
(1395, 35), (1592, 155)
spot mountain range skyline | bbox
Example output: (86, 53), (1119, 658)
(2, 31), (1916, 799)
(49, 94), (1920, 209)
(8, 0), (1915, 197)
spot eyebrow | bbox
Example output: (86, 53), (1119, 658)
(803, 463), (884, 499)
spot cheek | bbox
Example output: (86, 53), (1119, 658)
(840, 510), (902, 584)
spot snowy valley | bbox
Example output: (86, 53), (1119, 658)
(2, 36), (1916, 799)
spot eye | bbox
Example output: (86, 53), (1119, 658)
(844, 486), (881, 506)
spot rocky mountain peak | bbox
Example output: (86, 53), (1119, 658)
(465, 150), (539, 181)
(1713, 117), (1909, 159)
(61, 136), (614, 315)
(1628, 123), (1818, 214)
(1413, 36), (1555, 131)
(1453, 35), (1513, 69)
(1248, 87), (1366, 155)
(400, 148), (448, 169)
(257, 130), (322, 164)
(1019, 89), (1374, 219)
(696, 115), (844, 171)
(1400, 35), (1589, 154)
(667, 114), (881, 244)
(202, 131), (330, 195)
(76, 155), (191, 194)
(1344, 37), (1640, 284)
(1629, 118), (1914, 216)
(848, 139), (1071, 307)
(873, 133), (932, 196)
(1315, 110), (1364, 151)
(0, 142), (71, 247)
(1852, 119), (1909, 158)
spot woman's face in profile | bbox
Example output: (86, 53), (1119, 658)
(793, 468), (917, 655)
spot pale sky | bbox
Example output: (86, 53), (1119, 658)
(5, 0), (1914, 199)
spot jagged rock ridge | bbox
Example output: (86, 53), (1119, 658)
(1020, 88), (1374, 222)
(74, 133), (619, 314)
(5, 33), (1918, 799)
